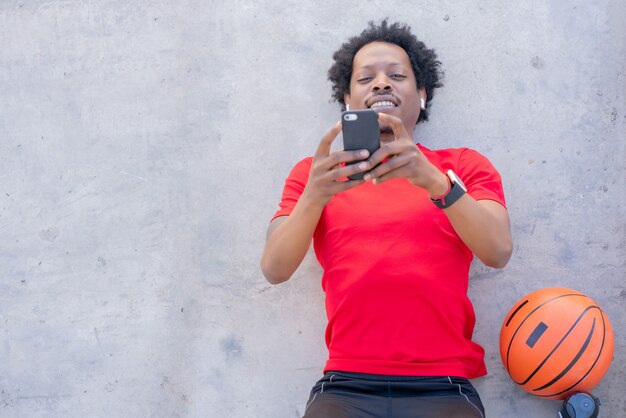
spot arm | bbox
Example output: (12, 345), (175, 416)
(363, 113), (513, 268)
(442, 196), (512, 268)
(260, 122), (371, 284)
(260, 202), (322, 285)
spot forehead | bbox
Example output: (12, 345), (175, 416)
(352, 42), (411, 68)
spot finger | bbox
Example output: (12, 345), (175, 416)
(317, 160), (367, 184)
(366, 141), (414, 168)
(367, 143), (399, 167)
(371, 163), (419, 185)
(330, 160), (371, 180)
(371, 168), (410, 185)
(321, 149), (370, 171)
(365, 153), (410, 179)
(314, 122), (342, 159)
(329, 178), (365, 193)
(377, 112), (411, 140)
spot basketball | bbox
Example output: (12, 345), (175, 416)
(499, 288), (614, 400)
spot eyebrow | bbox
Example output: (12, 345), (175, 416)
(358, 63), (405, 69)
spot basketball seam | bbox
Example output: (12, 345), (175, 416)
(505, 299), (528, 327)
(516, 305), (598, 386)
(537, 309), (609, 398)
(505, 293), (588, 375)
(532, 317), (596, 391)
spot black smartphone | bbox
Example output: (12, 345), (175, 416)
(342, 109), (380, 180)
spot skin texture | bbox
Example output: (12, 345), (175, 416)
(261, 41), (512, 285)
(327, 20), (443, 123)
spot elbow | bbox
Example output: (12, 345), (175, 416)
(263, 271), (289, 285)
(481, 241), (513, 269)
(484, 256), (510, 269)
(260, 257), (290, 285)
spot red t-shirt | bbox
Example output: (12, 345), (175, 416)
(272, 144), (506, 379)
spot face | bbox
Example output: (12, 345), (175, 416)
(344, 42), (425, 141)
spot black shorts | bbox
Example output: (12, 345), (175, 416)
(302, 371), (485, 418)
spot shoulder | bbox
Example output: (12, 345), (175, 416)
(286, 156), (313, 179)
(420, 144), (506, 204)
(293, 156), (313, 170)
(418, 144), (495, 171)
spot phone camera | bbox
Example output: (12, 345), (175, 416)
(344, 114), (358, 121)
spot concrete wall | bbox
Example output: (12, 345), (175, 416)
(1, 1), (624, 417)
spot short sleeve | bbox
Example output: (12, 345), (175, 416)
(271, 157), (313, 221)
(457, 149), (506, 208)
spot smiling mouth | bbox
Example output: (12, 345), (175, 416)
(369, 100), (396, 110)
(366, 94), (401, 111)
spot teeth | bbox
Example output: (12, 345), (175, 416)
(370, 101), (395, 108)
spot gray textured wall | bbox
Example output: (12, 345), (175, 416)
(1, 1), (624, 417)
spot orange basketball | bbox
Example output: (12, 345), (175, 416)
(499, 288), (614, 400)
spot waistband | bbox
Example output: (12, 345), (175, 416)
(325, 370), (470, 384)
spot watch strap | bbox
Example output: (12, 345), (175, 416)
(430, 177), (466, 208)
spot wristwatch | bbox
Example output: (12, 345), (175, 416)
(430, 170), (467, 209)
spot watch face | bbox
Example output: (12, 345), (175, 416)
(446, 170), (467, 192)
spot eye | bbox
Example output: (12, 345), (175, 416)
(390, 74), (407, 80)
(357, 76), (373, 83)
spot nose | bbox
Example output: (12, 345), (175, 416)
(372, 73), (392, 92)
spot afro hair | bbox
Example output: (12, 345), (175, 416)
(328, 19), (443, 123)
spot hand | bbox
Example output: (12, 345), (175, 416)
(302, 122), (371, 208)
(363, 113), (448, 196)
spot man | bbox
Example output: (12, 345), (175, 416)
(261, 20), (512, 418)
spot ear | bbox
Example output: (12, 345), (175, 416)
(343, 92), (350, 108)
(418, 87), (426, 102)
